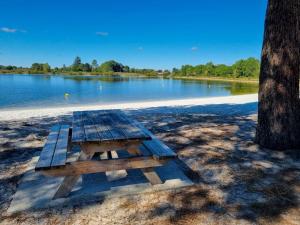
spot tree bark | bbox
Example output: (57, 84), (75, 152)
(256, 0), (300, 150)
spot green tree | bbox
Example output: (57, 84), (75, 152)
(42, 63), (51, 73)
(233, 58), (260, 77)
(62, 64), (67, 72)
(6, 65), (16, 70)
(31, 63), (43, 71)
(99, 60), (125, 73)
(82, 63), (92, 72)
(72, 56), (82, 71)
(181, 65), (194, 76)
(204, 62), (215, 76)
(214, 64), (233, 77)
(91, 59), (98, 71)
(123, 66), (130, 73)
(194, 65), (205, 76)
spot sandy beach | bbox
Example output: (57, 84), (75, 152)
(1, 94), (299, 225)
(0, 94), (258, 120)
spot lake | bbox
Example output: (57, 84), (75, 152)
(0, 74), (258, 109)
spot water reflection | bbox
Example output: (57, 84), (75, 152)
(0, 74), (258, 109)
(63, 74), (129, 82)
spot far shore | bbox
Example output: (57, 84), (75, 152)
(0, 72), (259, 84)
(171, 75), (259, 84)
(0, 94), (258, 121)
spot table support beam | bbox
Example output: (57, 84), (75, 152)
(125, 146), (164, 185)
(142, 168), (163, 185)
(42, 157), (166, 177)
(53, 148), (93, 199)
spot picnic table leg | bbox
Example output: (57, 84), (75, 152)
(53, 150), (93, 199)
(126, 144), (163, 185)
(141, 168), (162, 185)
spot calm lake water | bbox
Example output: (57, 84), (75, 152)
(0, 74), (258, 109)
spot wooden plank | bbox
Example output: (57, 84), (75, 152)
(72, 110), (150, 143)
(118, 112), (155, 140)
(142, 168), (163, 185)
(112, 112), (150, 140)
(91, 111), (114, 141)
(143, 139), (177, 160)
(82, 111), (101, 142)
(41, 157), (165, 176)
(72, 111), (85, 142)
(117, 111), (151, 139)
(96, 113), (127, 141)
(130, 119), (177, 159)
(35, 125), (61, 170)
(91, 110), (146, 141)
(51, 125), (70, 167)
(107, 112), (130, 139)
(78, 141), (141, 155)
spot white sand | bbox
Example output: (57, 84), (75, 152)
(0, 94), (258, 121)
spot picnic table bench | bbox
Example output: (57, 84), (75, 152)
(35, 110), (177, 199)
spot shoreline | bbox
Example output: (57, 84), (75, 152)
(0, 94), (258, 121)
(172, 76), (258, 84)
(0, 72), (259, 83)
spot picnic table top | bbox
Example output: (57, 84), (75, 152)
(72, 110), (151, 143)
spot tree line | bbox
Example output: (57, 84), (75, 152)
(0, 56), (260, 78)
(173, 57), (260, 78)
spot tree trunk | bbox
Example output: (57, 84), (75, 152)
(256, 0), (300, 150)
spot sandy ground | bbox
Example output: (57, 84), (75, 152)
(0, 95), (299, 225)
(0, 94), (257, 121)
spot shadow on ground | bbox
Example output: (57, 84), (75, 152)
(0, 102), (299, 224)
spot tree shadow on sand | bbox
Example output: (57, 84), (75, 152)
(125, 102), (299, 224)
(0, 102), (299, 224)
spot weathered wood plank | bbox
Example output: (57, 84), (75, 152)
(130, 119), (177, 159)
(143, 139), (177, 160)
(35, 125), (61, 170)
(72, 111), (85, 142)
(112, 112), (149, 140)
(41, 157), (165, 176)
(77, 140), (141, 155)
(72, 110), (151, 143)
(51, 125), (70, 167)
(83, 112), (101, 142)
(93, 112), (123, 140)
(90, 112), (113, 141)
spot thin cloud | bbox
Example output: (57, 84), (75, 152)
(191, 46), (198, 51)
(1, 27), (17, 33)
(96, 32), (109, 36)
(1, 27), (27, 33)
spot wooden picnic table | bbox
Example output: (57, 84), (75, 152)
(36, 110), (176, 199)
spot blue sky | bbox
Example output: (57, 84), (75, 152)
(0, 0), (267, 69)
